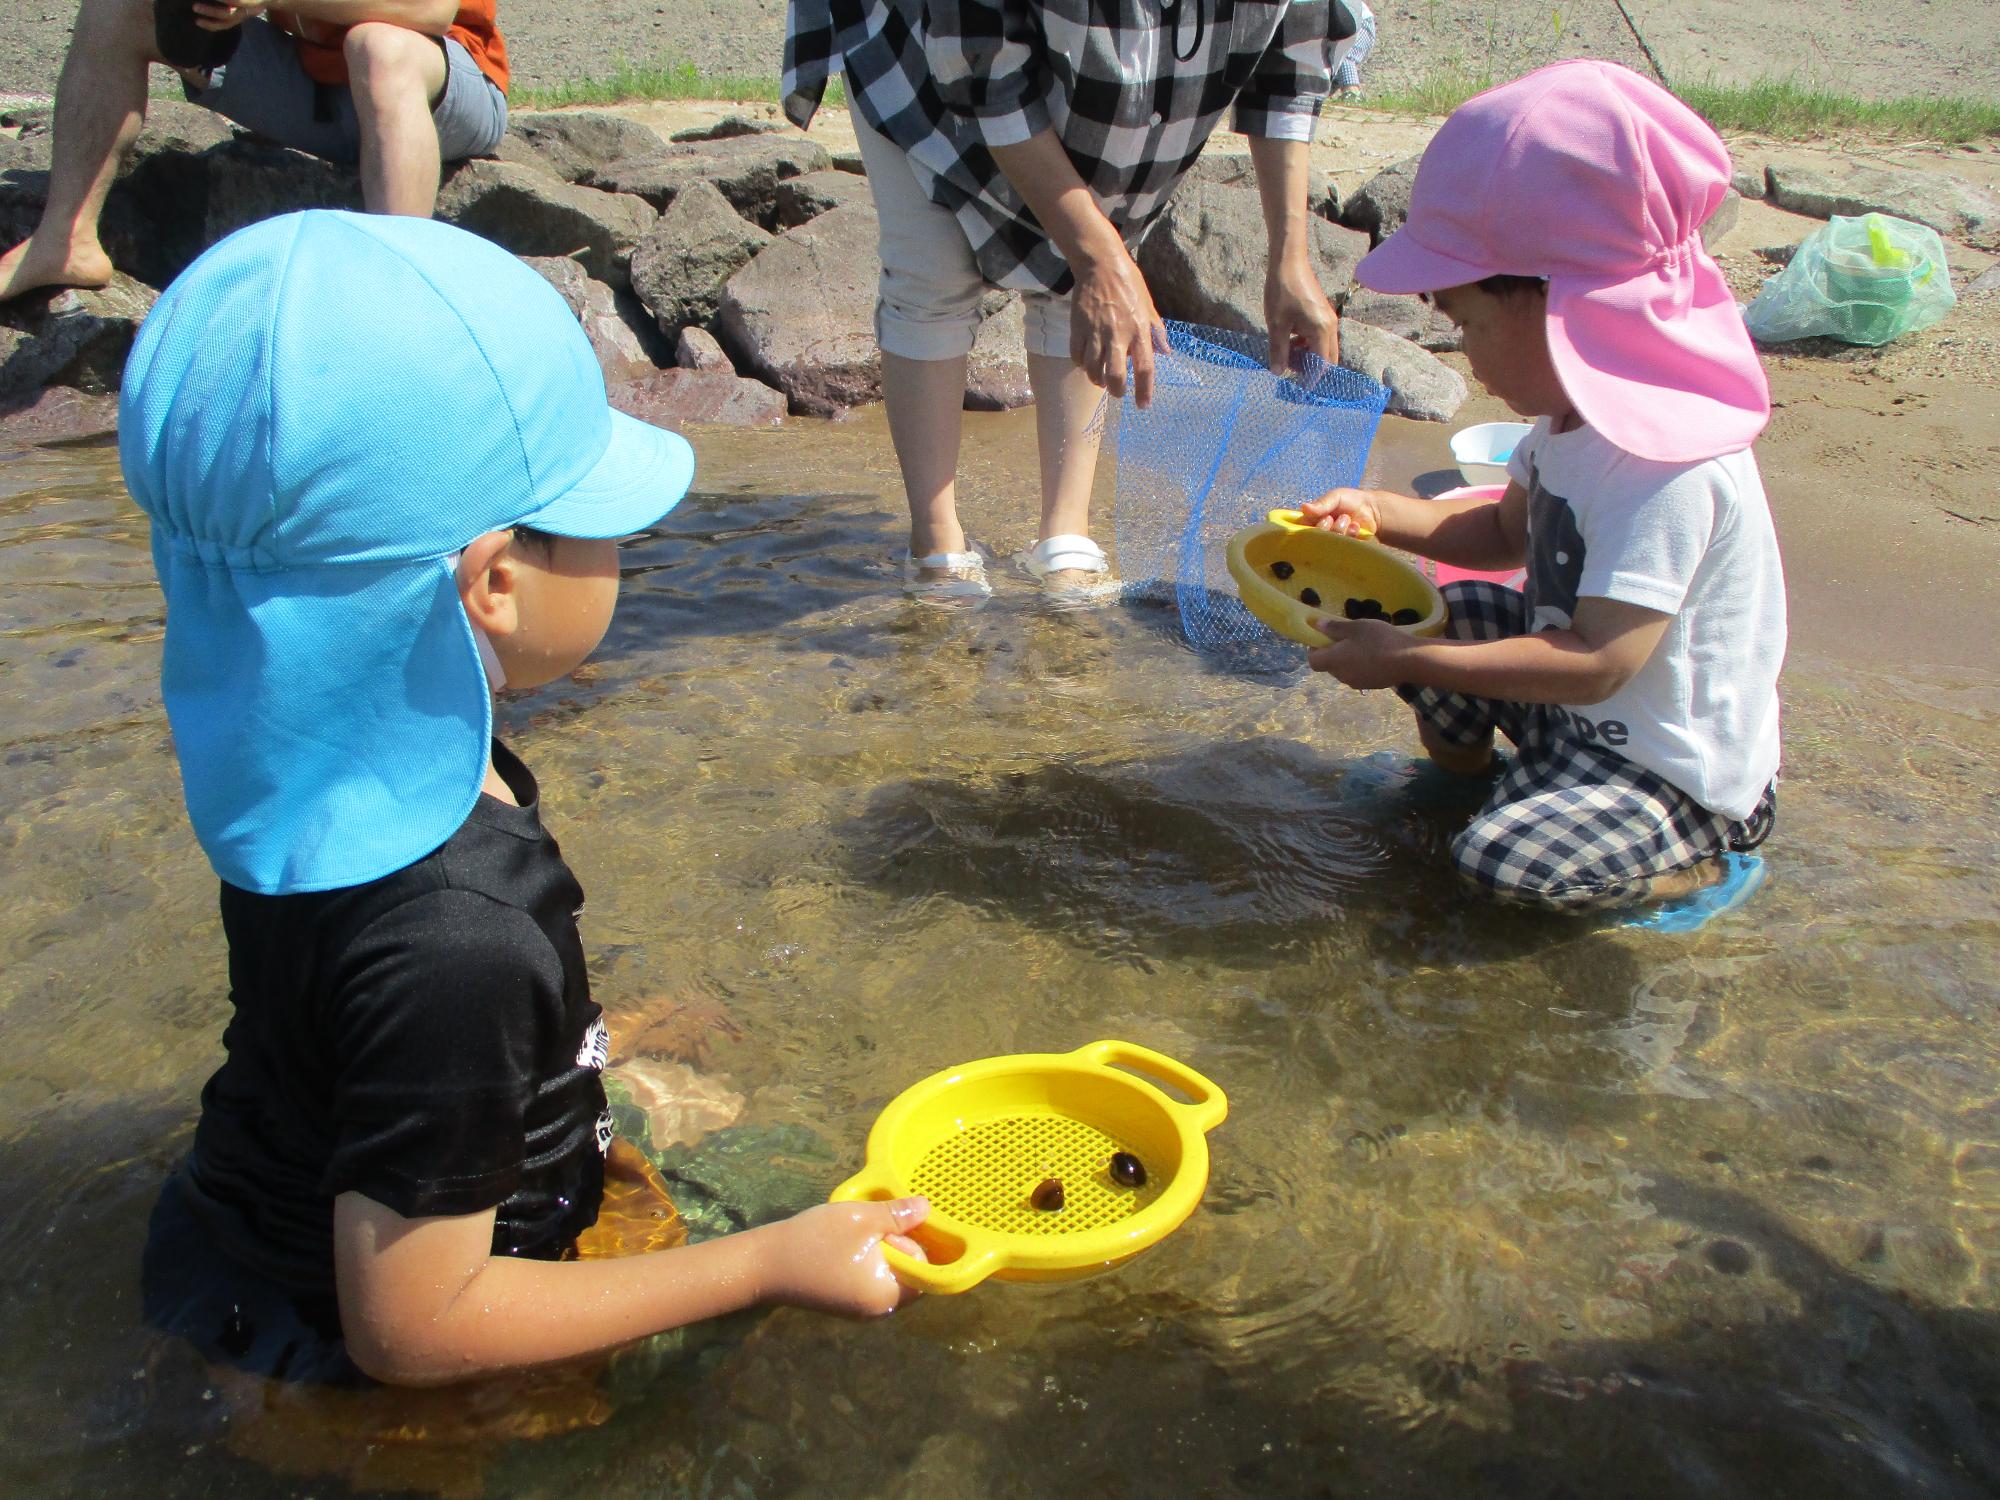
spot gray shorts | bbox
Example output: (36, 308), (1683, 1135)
(182, 17), (507, 166)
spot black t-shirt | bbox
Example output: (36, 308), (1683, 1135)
(181, 741), (610, 1295)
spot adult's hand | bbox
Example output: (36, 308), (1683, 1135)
(1265, 250), (1339, 375)
(1070, 240), (1170, 408)
(987, 131), (1170, 407)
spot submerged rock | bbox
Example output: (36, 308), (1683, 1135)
(0, 384), (121, 446)
(611, 366), (787, 428)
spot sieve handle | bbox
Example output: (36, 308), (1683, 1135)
(882, 1239), (1002, 1296)
(1267, 506), (1374, 539)
(1077, 1040), (1229, 1133)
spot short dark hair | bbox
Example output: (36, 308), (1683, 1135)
(512, 525), (559, 557)
(1475, 273), (1549, 298)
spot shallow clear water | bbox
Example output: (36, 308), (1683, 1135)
(2, 417), (1997, 1499)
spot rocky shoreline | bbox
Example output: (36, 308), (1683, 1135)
(3, 98), (1997, 448)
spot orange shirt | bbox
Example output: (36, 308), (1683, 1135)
(271, 2), (509, 96)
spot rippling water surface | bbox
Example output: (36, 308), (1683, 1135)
(2, 416), (1997, 1499)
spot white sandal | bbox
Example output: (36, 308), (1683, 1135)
(903, 548), (991, 599)
(1016, 534), (1118, 598)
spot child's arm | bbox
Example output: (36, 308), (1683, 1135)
(333, 1190), (928, 1387)
(1306, 595), (1673, 705)
(1298, 483), (1528, 572)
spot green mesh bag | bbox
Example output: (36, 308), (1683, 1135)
(1744, 212), (1956, 347)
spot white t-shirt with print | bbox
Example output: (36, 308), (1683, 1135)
(1506, 420), (1786, 821)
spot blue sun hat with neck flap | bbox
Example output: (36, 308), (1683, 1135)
(121, 210), (695, 896)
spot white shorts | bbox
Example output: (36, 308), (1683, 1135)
(850, 109), (1072, 362)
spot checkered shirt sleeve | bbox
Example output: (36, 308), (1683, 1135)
(784, 0), (1355, 294)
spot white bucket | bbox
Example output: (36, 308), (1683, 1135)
(1449, 421), (1533, 485)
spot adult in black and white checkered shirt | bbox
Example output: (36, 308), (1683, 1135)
(784, 0), (1360, 598)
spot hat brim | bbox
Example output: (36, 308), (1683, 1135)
(1355, 225), (1500, 296)
(523, 409), (696, 539)
(1546, 253), (1769, 464)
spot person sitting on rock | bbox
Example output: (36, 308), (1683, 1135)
(0, 0), (508, 302)
(783, 0), (1365, 599)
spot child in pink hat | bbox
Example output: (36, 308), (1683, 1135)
(1301, 60), (1785, 912)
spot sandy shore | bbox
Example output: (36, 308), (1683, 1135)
(3, 0), (1999, 102)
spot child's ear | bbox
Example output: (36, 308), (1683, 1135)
(457, 530), (520, 638)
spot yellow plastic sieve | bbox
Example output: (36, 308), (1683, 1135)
(829, 1040), (1228, 1294)
(1227, 508), (1445, 648)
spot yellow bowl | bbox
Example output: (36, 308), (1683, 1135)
(1226, 508), (1446, 647)
(828, 1040), (1228, 1294)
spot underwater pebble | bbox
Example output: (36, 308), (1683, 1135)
(1700, 1149), (1728, 1165)
(1030, 1177), (1065, 1211)
(1705, 1238), (1754, 1275)
(1298, 587), (1321, 608)
(1343, 596), (1387, 620)
(1392, 607), (1421, 626)
(1109, 1151), (1147, 1188)
(1271, 560), (1295, 580)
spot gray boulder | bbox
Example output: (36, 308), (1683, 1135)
(199, 139), (363, 256)
(832, 150), (867, 176)
(1731, 165), (1766, 201)
(1964, 264), (2000, 297)
(1337, 319), (1465, 422)
(1765, 162), (2000, 248)
(506, 111), (668, 183)
(776, 168), (874, 227)
(0, 274), (158, 400)
(1137, 178), (1367, 337)
(715, 202), (881, 416)
(675, 325), (735, 371)
(1183, 150), (1337, 219)
(0, 384), (121, 446)
(964, 292), (1031, 411)
(611, 366), (787, 428)
(1340, 154), (1422, 243)
(670, 114), (786, 143)
(629, 179), (773, 334)
(1342, 286), (1459, 352)
(435, 158), (656, 288)
(519, 254), (654, 380)
(1700, 187), (1741, 250)
(584, 135), (833, 227)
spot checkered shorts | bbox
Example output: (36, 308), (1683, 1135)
(1396, 582), (1777, 911)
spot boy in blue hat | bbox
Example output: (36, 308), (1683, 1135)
(124, 210), (929, 1386)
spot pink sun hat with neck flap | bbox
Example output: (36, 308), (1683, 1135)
(1354, 60), (1768, 464)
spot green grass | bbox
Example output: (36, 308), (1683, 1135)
(1672, 77), (2000, 144)
(513, 60), (842, 112)
(1361, 69), (2000, 144)
(515, 57), (1997, 145)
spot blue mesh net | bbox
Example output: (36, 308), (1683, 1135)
(1113, 322), (1389, 651)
